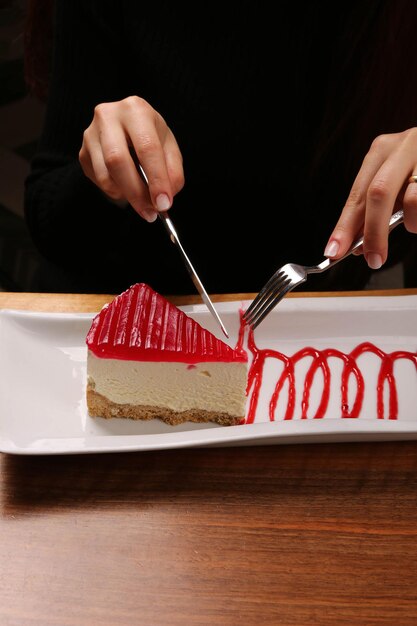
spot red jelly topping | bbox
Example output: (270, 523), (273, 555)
(86, 283), (247, 364)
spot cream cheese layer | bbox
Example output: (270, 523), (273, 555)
(87, 351), (247, 416)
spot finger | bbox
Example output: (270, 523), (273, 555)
(324, 137), (391, 259)
(79, 142), (96, 183)
(348, 175), (405, 258)
(363, 150), (415, 268)
(403, 176), (417, 233)
(128, 111), (174, 213)
(80, 130), (123, 201)
(99, 123), (157, 222)
(163, 130), (185, 196)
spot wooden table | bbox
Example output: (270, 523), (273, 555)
(1, 289), (417, 626)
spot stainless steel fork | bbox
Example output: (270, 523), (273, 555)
(243, 209), (405, 330)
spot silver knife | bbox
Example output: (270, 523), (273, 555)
(137, 163), (229, 338)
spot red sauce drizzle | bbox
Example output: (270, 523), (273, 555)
(236, 312), (417, 423)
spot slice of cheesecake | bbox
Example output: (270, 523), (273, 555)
(86, 283), (248, 426)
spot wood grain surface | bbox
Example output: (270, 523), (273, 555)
(0, 287), (416, 312)
(1, 289), (417, 626)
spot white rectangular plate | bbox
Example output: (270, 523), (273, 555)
(1, 294), (417, 454)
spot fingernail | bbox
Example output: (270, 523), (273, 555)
(367, 253), (383, 269)
(324, 240), (339, 257)
(143, 209), (158, 223)
(156, 193), (171, 211)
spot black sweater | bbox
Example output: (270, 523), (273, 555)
(24, 0), (417, 294)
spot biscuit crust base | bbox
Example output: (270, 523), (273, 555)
(87, 388), (243, 426)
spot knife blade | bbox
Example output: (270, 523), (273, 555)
(158, 212), (229, 338)
(136, 163), (229, 338)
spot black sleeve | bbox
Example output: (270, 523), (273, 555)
(24, 0), (136, 277)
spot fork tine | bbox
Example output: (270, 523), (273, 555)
(244, 270), (286, 321)
(245, 276), (291, 325)
(249, 278), (298, 329)
(245, 276), (292, 327)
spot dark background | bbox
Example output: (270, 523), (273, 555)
(0, 0), (45, 291)
(0, 0), (405, 293)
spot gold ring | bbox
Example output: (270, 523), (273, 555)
(408, 175), (417, 183)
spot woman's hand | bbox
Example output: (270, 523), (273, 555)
(324, 128), (417, 268)
(79, 96), (184, 222)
